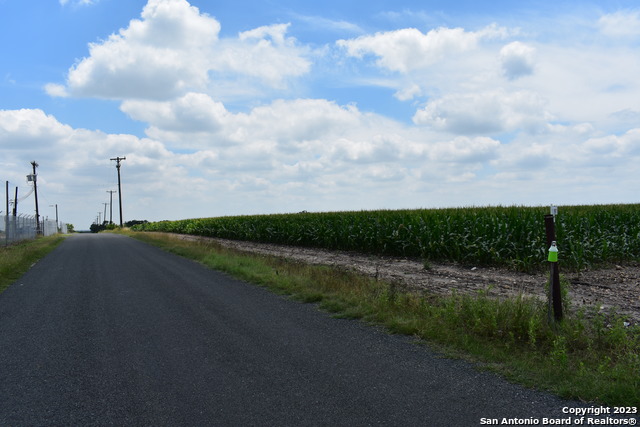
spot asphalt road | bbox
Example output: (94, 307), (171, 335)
(0, 234), (595, 426)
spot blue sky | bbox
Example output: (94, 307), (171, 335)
(1, 0), (639, 228)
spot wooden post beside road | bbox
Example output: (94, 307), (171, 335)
(544, 214), (563, 323)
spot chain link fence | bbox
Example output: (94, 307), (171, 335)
(1, 214), (68, 245)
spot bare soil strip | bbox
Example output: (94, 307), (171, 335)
(174, 234), (640, 324)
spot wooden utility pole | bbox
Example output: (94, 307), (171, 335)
(106, 190), (117, 224)
(102, 203), (108, 225)
(13, 186), (18, 216)
(110, 157), (126, 227)
(31, 161), (40, 234)
(50, 204), (59, 232)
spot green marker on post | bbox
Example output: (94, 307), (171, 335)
(548, 241), (558, 262)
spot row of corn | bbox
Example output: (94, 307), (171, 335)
(132, 204), (640, 271)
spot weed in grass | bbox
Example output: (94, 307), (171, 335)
(528, 314), (541, 348)
(550, 335), (569, 368)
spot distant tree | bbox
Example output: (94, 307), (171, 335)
(90, 221), (113, 233)
(125, 219), (148, 228)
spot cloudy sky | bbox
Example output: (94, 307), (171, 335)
(1, 0), (639, 229)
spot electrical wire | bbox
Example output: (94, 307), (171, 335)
(14, 183), (35, 203)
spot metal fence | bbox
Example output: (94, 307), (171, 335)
(1, 214), (68, 245)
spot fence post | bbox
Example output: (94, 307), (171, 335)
(544, 214), (563, 323)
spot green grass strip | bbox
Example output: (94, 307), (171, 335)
(0, 235), (66, 294)
(127, 231), (640, 406)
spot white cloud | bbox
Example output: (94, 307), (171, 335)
(292, 14), (363, 35)
(580, 128), (640, 166)
(0, 109), (72, 149)
(121, 93), (229, 134)
(523, 43), (640, 129)
(233, 98), (363, 146)
(44, 83), (69, 98)
(3, 101), (640, 227)
(335, 24), (514, 102)
(0, 108), (204, 226)
(215, 24), (311, 88)
(508, 143), (553, 170)
(337, 24), (509, 73)
(429, 136), (501, 163)
(500, 41), (536, 80)
(19, 3), (640, 224)
(63, 0), (219, 100)
(116, 93), (508, 189)
(598, 10), (640, 38)
(118, 92), (508, 183)
(394, 83), (423, 101)
(413, 90), (551, 135)
(121, 95), (364, 150)
(336, 16), (640, 134)
(610, 108), (640, 123)
(239, 23), (291, 44)
(52, 0), (310, 101)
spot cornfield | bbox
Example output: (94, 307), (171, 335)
(132, 204), (640, 271)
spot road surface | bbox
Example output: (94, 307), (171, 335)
(0, 233), (595, 425)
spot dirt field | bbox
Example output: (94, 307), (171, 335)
(174, 234), (640, 325)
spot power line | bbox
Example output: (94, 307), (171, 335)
(15, 185), (34, 203)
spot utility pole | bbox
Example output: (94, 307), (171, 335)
(13, 186), (18, 216)
(110, 157), (126, 227)
(30, 161), (41, 234)
(102, 203), (108, 225)
(50, 204), (59, 232)
(106, 190), (116, 224)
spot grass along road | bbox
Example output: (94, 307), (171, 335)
(127, 231), (640, 407)
(0, 235), (65, 293)
(174, 233), (640, 325)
